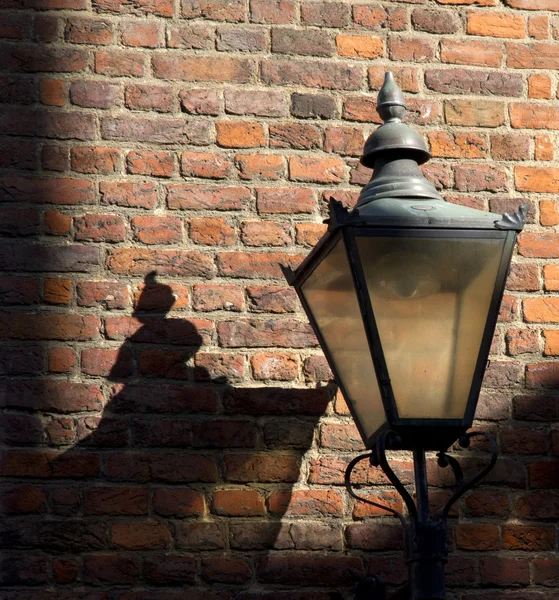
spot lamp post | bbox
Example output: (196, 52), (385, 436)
(282, 72), (527, 600)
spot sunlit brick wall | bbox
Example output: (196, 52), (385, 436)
(0, 0), (558, 598)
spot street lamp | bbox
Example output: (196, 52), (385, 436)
(282, 72), (527, 600)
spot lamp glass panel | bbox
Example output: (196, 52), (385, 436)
(356, 234), (505, 421)
(301, 237), (385, 440)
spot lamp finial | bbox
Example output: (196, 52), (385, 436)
(377, 72), (406, 123)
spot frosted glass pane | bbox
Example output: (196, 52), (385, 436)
(357, 235), (505, 420)
(301, 238), (385, 441)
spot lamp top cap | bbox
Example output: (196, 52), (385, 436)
(377, 72), (406, 123)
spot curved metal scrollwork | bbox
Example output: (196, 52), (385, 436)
(344, 429), (417, 529)
(436, 431), (498, 519)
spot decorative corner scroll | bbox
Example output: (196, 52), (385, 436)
(279, 264), (295, 285)
(326, 197), (353, 230)
(494, 202), (529, 231)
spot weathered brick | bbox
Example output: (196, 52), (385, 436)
(235, 154), (285, 180)
(273, 28), (335, 57)
(121, 20), (160, 47)
(95, 49), (145, 76)
(270, 123), (323, 150)
(74, 213), (126, 242)
(445, 99), (505, 127)
(125, 84), (173, 112)
(153, 56), (253, 82)
(440, 39), (503, 67)
(353, 5), (407, 31)
(127, 150), (174, 177)
(250, 0), (296, 24)
(217, 26), (266, 52)
(225, 89), (288, 117)
(190, 217), (236, 246)
(71, 146), (120, 174)
(467, 12), (526, 38)
(507, 41), (559, 68)
(412, 8), (461, 33)
(181, 152), (231, 179)
(100, 181), (157, 209)
(70, 80), (120, 109)
(302, 2), (350, 27)
(132, 215), (182, 244)
(261, 59), (363, 91)
(167, 185), (249, 211)
(426, 69), (523, 96)
(389, 36), (435, 63)
(167, 23), (212, 49)
(216, 122), (265, 148)
(336, 35), (384, 59)
(102, 116), (211, 145)
(180, 88), (219, 115)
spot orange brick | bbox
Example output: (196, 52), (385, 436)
(544, 265), (559, 291)
(289, 156), (345, 183)
(44, 278), (72, 305)
(543, 330), (559, 355)
(524, 298), (559, 322)
(216, 122), (265, 148)
(440, 39), (502, 67)
(40, 79), (65, 107)
(519, 232), (559, 258)
(336, 35), (384, 59)
(48, 348), (77, 373)
(467, 12), (525, 38)
(445, 99), (505, 128)
(540, 199), (559, 226)
(528, 74), (552, 98)
(211, 489), (265, 517)
(528, 15), (549, 39)
(516, 167), (559, 193)
(428, 131), (488, 159)
(181, 152), (231, 179)
(44, 211), (71, 235)
(235, 154), (285, 180)
(535, 135), (554, 161)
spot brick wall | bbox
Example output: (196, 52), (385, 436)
(1, 0), (558, 597)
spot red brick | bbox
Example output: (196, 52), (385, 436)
(212, 489), (265, 516)
(34, 16), (59, 42)
(52, 559), (78, 584)
(467, 12), (525, 38)
(225, 454), (300, 482)
(440, 38), (503, 67)
(175, 522), (225, 550)
(84, 487), (148, 515)
(529, 73), (552, 99)
(256, 187), (315, 214)
(225, 88), (288, 117)
(544, 264), (559, 291)
(111, 520), (171, 550)
(95, 50), (144, 76)
(0, 486), (47, 514)
(216, 252), (304, 279)
(121, 20), (161, 47)
(45, 210), (71, 235)
(102, 116), (211, 145)
(269, 489), (343, 517)
(250, 0), (296, 24)
(480, 557), (530, 586)
(502, 524), (555, 550)
(511, 104), (559, 130)
(261, 59), (363, 91)
(39, 78), (65, 106)
(368, 66), (420, 92)
(132, 216), (182, 245)
(528, 15), (549, 39)
(301, 1), (350, 27)
(92, 0), (172, 16)
(353, 5), (407, 30)
(389, 36), (435, 62)
(125, 84), (173, 112)
(182, 0), (244, 20)
(491, 133), (531, 161)
(74, 213), (126, 242)
(412, 7), (460, 33)
(190, 218), (236, 246)
(241, 221), (290, 246)
(507, 263), (540, 292)
(518, 233), (559, 257)
(456, 524), (500, 550)
(251, 352), (298, 380)
(427, 69), (523, 96)
(153, 56), (253, 83)
(507, 41), (559, 69)
(289, 156), (344, 183)
(77, 280), (130, 309)
(336, 35), (384, 59)
(246, 285), (297, 313)
(235, 154), (285, 180)
(70, 80), (119, 109)
(464, 490), (510, 518)
(167, 185), (249, 211)
(65, 17), (114, 44)
(153, 488), (204, 517)
(0, 176), (95, 204)
(48, 347), (76, 373)
(506, 328), (540, 355)
(273, 28), (335, 57)
(296, 223), (327, 247)
(526, 362), (559, 389)
(455, 164), (507, 192)
(82, 347), (127, 377)
(192, 284), (243, 312)
(217, 26), (267, 52)
(535, 134), (554, 161)
(218, 318), (315, 347)
(0, 313), (99, 341)
(216, 122), (265, 148)
(127, 150), (174, 177)
(181, 152), (231, 179)
(320, 422), (361, 451)
(194, 353), (245, 382)
(179, 88), (219, 115)
(71, 146), (120, 174)
(445, 99), (505, 127)
(108, 248), (215, 278)
(167, 23), (212, 49)
(44, 278), (71, 305)
(270, 123), (323, 150)
(533, 558), (559, 585)
(429, 131), (488, 159)
(84, 554), (138, 585)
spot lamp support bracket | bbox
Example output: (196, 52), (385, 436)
(346, 430), (498, 600)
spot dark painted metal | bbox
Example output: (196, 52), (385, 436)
(346, 431), (499, 600)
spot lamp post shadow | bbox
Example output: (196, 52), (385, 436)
(44, 271), (339, 598)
